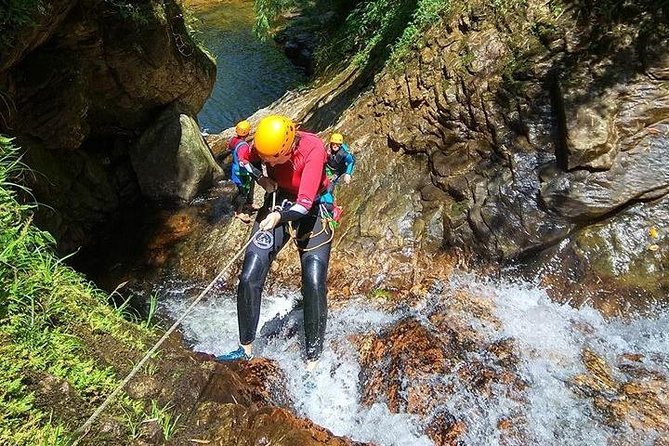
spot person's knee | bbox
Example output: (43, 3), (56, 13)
(239, 252), (267, 291)
(301, 254), (327, 295)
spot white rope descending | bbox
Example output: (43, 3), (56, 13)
(73, 230), (259, 444)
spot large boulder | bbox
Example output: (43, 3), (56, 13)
(131, 106), (222, 201)
(0, 0), (216, 249)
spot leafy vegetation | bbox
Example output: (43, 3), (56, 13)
(254, 0), (300, 37)
(253, 0), (450, 71)
(148, 400), (181, 440)
(0, 136), (150, 444)
(0, 0), (45, 53)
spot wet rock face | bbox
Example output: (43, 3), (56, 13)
(365, 4), (574, 261)
(344, 1), (669, 297)
(0, 0), (216, 250)
(356, 293), (527, 446)
(310, 2), (669, 302)
(543, 81), (669, 220)
(534, 193), (669, 314)
(570, 349), (669, 444)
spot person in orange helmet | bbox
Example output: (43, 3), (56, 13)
(216, 115), (331, 371)
(227, 120), (255, 221)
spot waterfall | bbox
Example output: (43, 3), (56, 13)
(161, 272), (669, 446)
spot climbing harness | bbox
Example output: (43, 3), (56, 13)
(288, 203), (337, 252)
(263, 191), (338, 253)
(72, 228), (267, 444)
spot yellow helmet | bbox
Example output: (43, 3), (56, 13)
(254, 115), (296, 160)
(330, 133), (344, 144)
(235, 120), (251, 137)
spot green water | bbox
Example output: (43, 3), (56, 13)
(195, 0), (307, 133)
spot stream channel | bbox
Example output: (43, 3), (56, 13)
(85, 2), (669, 445)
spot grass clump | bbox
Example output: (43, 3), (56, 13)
(0, 136), (150, 444)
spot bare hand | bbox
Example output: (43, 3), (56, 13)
(258, 211), (281, 231)
(342, 174), (351, 184)
(258, 176), (277, 193)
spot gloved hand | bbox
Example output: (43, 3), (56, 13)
(258, 176), (277, 193)
(258, 211), (281, 231)
(342, 174), (351, 184)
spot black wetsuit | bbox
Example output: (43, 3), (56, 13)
(237, 193), (331, 360)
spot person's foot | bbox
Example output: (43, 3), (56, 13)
(305, 359), (319, 372)
(301, 371), (317, 394)
(215, 346), (252, 362)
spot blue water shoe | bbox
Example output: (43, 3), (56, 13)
(215, 346), (252, 362)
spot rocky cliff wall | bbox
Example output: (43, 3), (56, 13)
(323, 0), (669, 302)
(0, 0), (219, 252)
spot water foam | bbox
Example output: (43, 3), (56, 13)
(159, 275), (669, 446)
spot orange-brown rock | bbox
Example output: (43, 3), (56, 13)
(186, 403), (367, 446)
(356, 302), (527, 446)
(358, 318), (458, 415)
(570, 349), (669, 438)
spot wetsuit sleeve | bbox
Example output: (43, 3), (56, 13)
(279, 145), (326, 223)
(237, 143), (263, 180)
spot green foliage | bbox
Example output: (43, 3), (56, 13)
(0, 0), (46, 51)
(141, 293), (160, 330)
(391, 0), (450, 62)
(147, 400), (181, 440)
(252, 0), (449, 70)
(253, 0), (301, 38)
(315, 0), (449, 71)
(0, 136), (149, 444)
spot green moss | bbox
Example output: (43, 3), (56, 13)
(370, 288), (392, 300)
(450, 200), (470, 218)
(0, 136), (152, 444)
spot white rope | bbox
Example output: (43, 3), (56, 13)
(73, 230), (259, 444)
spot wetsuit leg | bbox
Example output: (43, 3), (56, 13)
(237, 202), (290, 345)
(296, 214), (332, 360)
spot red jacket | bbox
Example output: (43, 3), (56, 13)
(238, 131), (329, 211)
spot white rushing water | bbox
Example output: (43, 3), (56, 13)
(160, 274), (669, 446)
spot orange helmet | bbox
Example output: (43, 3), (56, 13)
(329, 133), (344, 144)
(254, 115), (296, 161)
(235, 120), (251, 137)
